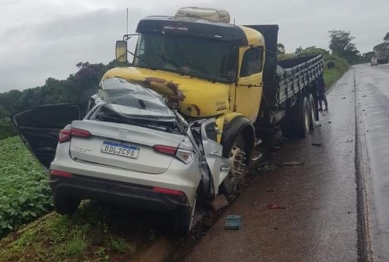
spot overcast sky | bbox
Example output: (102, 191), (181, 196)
(0, 0), (388, 93)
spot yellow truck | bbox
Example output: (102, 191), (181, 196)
(102, 7), (324, 194)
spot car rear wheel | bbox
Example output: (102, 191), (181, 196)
(54, 194), (81, 215)
(173, 195), (197, 236)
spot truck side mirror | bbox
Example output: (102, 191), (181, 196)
(116, 40), (128, 63)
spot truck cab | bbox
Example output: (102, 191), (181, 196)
(102, 8), (265, 147)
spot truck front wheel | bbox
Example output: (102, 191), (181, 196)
(220, 134), (247, 195)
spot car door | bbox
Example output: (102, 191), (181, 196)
(11, 104), (83, 172)
(200, 118), (231, 194)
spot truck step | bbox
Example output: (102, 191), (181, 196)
(251, 151), (263, 162)
(254, 139), (262, 147)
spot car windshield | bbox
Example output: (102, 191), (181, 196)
(90, 78), (185, 133)
(133, 33), (236, 82)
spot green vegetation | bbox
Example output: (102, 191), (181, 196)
(0, 202), (153, 262)
(322, 54), (350, 88)
(0, 61), (116, 140)
(278, 45), (350, 89)
(0, 137), (53, 238)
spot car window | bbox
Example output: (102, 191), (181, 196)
(240, 47), (263, 77)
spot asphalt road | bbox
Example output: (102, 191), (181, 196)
(355, 63), (389, 261)
(181, 64), (389, 262)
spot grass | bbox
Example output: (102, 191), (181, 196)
(0, 136), (53, 237)
(0, 201), (155, 262)
(323, 54), (350, 89)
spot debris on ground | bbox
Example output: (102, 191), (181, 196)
(328, 121), (332, 123)
(267, 204), (287, 210)
(345, 140), (354, 143)
(210, 194), (229, 211)
(281, 161), (305, 167)
(250, 161), (269, 170)
(362, 95), (367, 97)
(342, 97), (346, 99)
(253, 202), (257, 205)
(89, 229), (104, 245)
(224, 215), (243, 230)
(311, 143), (322, 147)
(193, 208), (207, 227)
(226, 195), (236, 204)
(266, 189), (275, 193)
(253, 163), (278, 173)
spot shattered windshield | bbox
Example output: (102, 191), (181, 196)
(133, 33), (236, 82)
(98, 78), (175, 119)
(91, 78), (183, 133)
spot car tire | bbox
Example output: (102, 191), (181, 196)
(308, 93), (317, 130)
(54, 194), (81, 215)
(173, 195), (197, 236)
(295, 96), (310, 138)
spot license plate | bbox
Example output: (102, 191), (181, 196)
(101, 141), (139, 159)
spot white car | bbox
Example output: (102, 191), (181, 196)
(12, 77), (231, 235)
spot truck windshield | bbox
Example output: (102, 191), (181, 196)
(133, 33), (236, 82)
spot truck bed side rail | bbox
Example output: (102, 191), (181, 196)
(275, 55), (324, 106)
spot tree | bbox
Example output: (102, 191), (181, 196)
(277, 43), (285, 55)
(297, 46), (330, 57)
(0, 60), (117, 140)
(294, 46), (303, 56)
(0, 106), (9, 119)
(329, 30), (360, 63)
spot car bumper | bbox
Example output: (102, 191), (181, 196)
(50, 144), (202, 207)
(49, 174), (189, 213)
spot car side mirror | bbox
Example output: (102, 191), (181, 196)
(116, 40), (128, 63)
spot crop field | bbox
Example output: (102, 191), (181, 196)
(0, 136), (53, 238)
(0, 137), (158, 261)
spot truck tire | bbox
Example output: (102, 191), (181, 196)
(54, 194), (80, 215)
(308, 94), (316, 130)
(296, 96), (310, 138)
(173, 195), (197, 236)
(220, 134), (246, 195)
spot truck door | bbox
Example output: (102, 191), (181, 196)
(235, 46), (264, 122)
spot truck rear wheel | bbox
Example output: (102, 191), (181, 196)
(296, 96), (310, 138)
(308, 94), (316, 130)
